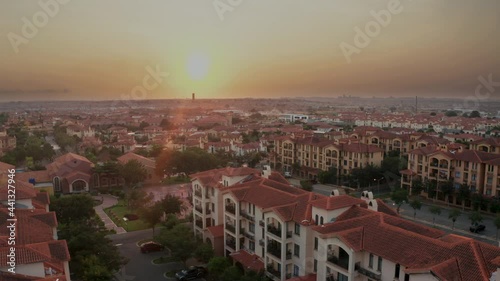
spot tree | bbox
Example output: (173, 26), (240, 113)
(300, 180), (313, 191)
(457, 184), (471, 211)
(207, 257), (231, 280)
(119, 159), (147, 188)
(391, 189), (408, 214)
(409, 199), (422, 219)
(429, 206), (441, 225)
(411, 179), (424, 196)
(469, 111), (481, 118)
(448, 209), (461, 230)
(156, 224), (197, 265)
(494, 215), (500, 241)
(126, 189), (154, 210)
(381, 156), (401, 176)
(221, 266), (243, 281)
(194, 243), (215, 263)
(469, 211), (483, 225)
(159, 194), (186, 217)
(51, 195), (126, 280)
(139, 201), (164, 235)
(445, 110), (458, 117)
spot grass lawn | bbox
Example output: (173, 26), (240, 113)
(104, 200), (153, 232)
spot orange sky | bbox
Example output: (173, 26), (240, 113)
(0, 0), (498, 101)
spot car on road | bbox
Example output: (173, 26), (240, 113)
(140, 242), (164, 253)
(175, 266), (206, 280)
(469, 223), (486, 233)
(284, 171), (292, 178)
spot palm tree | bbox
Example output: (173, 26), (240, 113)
(429, 206), (441, 225)
(448, 209), (461, 230)
(410, 199), (422, 219)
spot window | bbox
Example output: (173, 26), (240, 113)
(369, 253), (374, 268)
(249, 241), (255, 251)
(294, 244), (300, 257)
(315, 215), (318, 225)
(72, 180), (87, 192)
(337, 273), (348, 281)
(320, 217), (324, 225)
(53, 177), (61, 192)
(395, 263), (400, 279)
(294, 223), (300, 235)
(314, 237), (318, 250)
(249, 222), (255, 233)
(377, 256), (382, 271)
(404, 274), (410, 281)
(293, 265), (299, 277)
(313, 259), (317, 272)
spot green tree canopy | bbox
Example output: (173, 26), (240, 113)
(391, 188), (408, 214)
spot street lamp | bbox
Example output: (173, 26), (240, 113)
(374, 177), (384, 196)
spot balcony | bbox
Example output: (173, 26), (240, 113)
(267, 243), (282, 259)
(267, 225), (282, 237)
(259, 239), (265, 247)
(226, 224), (235, 233)
(194, 205), (203, 213)
(240, 210), (254, 221)
(243, 231), (254, 240)
(206, 208), (211, 215)
(194, 190), (202, 197)
(286, 250), (292, 260)
(226, 240), (236, 250)
(225, 204), (236, 214)
(195, 220), (203, 229)
(259, 220), (265, 227)
(266, 265), (281, 280)
(355, 262), (381, 281)
(327, 255), (349, 270)
(286, 231), (292, 239)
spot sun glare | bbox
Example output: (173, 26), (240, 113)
(187, 53), (210, 80)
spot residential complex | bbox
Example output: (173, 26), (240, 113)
(191, 166), (500, 281)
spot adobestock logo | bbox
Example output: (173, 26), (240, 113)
(340, 0), (411, 64)
(7, 0), (70, 54)
(213, 0), (243, 21)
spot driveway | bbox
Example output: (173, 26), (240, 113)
(110, 229), (205, 281)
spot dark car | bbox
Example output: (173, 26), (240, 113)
(310, 179), (318, 184)
(140, 242), (164, 253)
(469, 223), (486, 233)
(175, 266), (206, 280)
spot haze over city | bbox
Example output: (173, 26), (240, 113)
(1, 0), (499, 101)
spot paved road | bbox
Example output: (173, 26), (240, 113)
(110, 229), (205, 281)
(288, 178), (344, 196)
(94, 194), (126, 234)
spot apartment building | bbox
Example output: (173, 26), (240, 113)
(401, 144), (500, 200)
(471, 138), (500, 154)
(273, 137), (384, 180)
(311, 204), (500, 281)
(0, 168), (71, 281)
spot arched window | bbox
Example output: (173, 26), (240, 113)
(320, 216), (324, 225)
(315, 214), (319, 225)
(53, 177), (61, 192)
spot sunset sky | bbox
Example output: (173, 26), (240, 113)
(0, 0), (498, 101)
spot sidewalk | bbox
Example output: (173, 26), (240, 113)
(94, 194), (126, 234)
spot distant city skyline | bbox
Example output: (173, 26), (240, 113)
(1, 0), (499, 101)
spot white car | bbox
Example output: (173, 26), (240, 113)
(284, 172), (292, 178)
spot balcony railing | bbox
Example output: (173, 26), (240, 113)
(266, 265), (281, 279)
(267, 244), (281, 259)
(259, 220), (265, 227)
(206, 208), (211, 215)
(355, 262), (381, 281)
(286, 251), (292, 260)
(286, 231), (292, 239)
(259, 239), (265, 247)
(195, 220), (203, 228)
(194, 190), (202, 197)
(226, 224), (235, 233)
(243, 231), (254, 240)
(267, 225), (282, 237)
(240, 210), (255, 221)
(226, 240), (236, 250)
(225, 205), (236, 214)
(327, 255), (349, 270)
(194, 205), (203, 213)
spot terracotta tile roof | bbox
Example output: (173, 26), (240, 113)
(285, 274), (317, 281)
(190, 167), (260, 188)
(15, 170), (51, 183)
(0, 162), (15, 174)
(117, 152), (155, 169)
(313, 206), (500, 281)
(374, 199), (399, 217)
(0, 180), (37, 201)
(205, 225), (224, 238)
(229, 250), (264, 272)
(310, 195), (365, 211)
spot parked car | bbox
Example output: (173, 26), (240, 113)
(469, 223), (486, 233)
(310, 179), (318, 184)
(140, 242), (164, 253)
(284, 171), (292, 178)
(175, 266), (206, 280)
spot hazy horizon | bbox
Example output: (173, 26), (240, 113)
(1, 0), (499, 101)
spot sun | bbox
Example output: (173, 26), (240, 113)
(187, 52), (210, 81)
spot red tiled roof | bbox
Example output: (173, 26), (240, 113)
(205, 225), (224, 238)
(229, 250), (264, 272)
(285, 274), (317, 281)
(310, 195), (365, 211)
